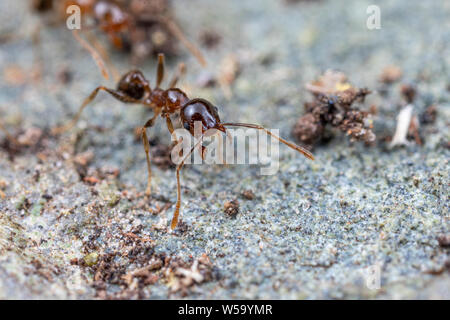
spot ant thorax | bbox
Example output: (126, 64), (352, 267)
(162, 88), (189, 113)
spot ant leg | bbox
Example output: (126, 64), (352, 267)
(141, 109), (161, 196)
(86, 31), (121, 82)
(154, 16), (207, 67)
(165, 116), (175, 134)
(222, 122), (315, 160)
(168, 63), (186, 88)
(156, 53), (165, 88)
(72, 30), (110, 80)
(53, 86), (140, 134)
(171, 134), (205, 230)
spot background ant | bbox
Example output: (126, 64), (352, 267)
(34, 0), (206, 67)
(54, 53), (314, 230)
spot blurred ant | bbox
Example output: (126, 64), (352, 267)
(55, 0), (206, 69)
(53, 54), (314, 230)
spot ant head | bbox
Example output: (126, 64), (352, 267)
(181, 98), (226, 135)
(94, 1), (129, 28)
(117, 70), (150, 100)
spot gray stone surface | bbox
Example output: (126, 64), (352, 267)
(0, 0), (448, 299)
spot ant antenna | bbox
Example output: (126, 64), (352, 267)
(221, 122), (315, 160)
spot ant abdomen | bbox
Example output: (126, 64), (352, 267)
(181, 98), (225, 134)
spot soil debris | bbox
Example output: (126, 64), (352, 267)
(241, 189), (255, 200)
(292, 70), (374, 147)
(420, 105), (437, 125)
(200, 30), (222, 49)
(72, 226), (216, 299)
(166, 253), (218, 296)
(437, 235), (450, 248)
(224, 199), (239, 217)
(400, 83), (417, 104)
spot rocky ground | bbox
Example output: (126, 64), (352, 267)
(0, 0), (448, 299)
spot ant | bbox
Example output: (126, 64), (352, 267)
(60, 0), (206, 67)
(53, 53), (314, 230)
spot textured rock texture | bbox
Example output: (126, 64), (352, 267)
(0, 0), (448, 299)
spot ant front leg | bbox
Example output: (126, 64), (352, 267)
(171, 134), (205, 230)
(141, 109), (162, 196)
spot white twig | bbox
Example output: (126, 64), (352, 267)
(390, 104), (413, 148)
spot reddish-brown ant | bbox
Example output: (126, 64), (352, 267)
(47, 0), (206, 67)
(53, 54), (314, 230)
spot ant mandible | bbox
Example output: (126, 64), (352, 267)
(53, 53), (314, 230)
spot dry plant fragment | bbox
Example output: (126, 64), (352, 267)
(390, 103), (424, 148)
(293, 70), (375, 147)
(167, 254), (215, 295)
(389, 105), (413, 148)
